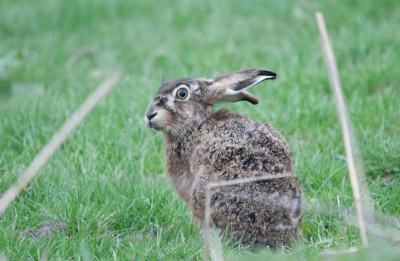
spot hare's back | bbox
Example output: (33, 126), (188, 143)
(192, 109), (293, 181)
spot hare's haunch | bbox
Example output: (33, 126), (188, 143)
(145, 68), (302, 248)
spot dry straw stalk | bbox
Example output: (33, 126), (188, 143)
(0, 70), (122, 215)
(315, 12), (371, 247)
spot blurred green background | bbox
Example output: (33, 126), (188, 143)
(0, 0), (399, 260)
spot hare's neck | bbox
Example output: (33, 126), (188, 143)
(163, 134), (196, 204)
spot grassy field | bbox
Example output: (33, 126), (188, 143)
(1, 0), (399, 260)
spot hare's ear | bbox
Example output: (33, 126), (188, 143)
(206, 68), (276, 105)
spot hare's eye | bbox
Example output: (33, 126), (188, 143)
(176, 88), (188, 99)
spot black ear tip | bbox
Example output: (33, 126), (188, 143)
(259, 69), (277, 79)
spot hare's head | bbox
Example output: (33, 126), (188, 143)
(144, 68), (276, 136)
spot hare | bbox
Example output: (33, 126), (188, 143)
(144, 68), (302, 249)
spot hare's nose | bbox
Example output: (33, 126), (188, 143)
(147, 112), (157, 121)
(144, 111), (157, 128)
(145, 104), (157, 121)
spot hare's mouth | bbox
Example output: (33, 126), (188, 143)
(151, 125), (163, 131)
(144, 117), (164, 131)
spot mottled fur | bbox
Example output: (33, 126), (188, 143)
(144, 68), (302, 249)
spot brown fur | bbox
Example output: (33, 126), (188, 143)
(144, 68), (302, 249)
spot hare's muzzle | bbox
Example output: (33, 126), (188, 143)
(144, 104), (164, 130)
(145, 105), (156, 126)
(145, 112), (157, 126)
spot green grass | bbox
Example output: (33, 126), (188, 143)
(0, 0), (399, 260)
